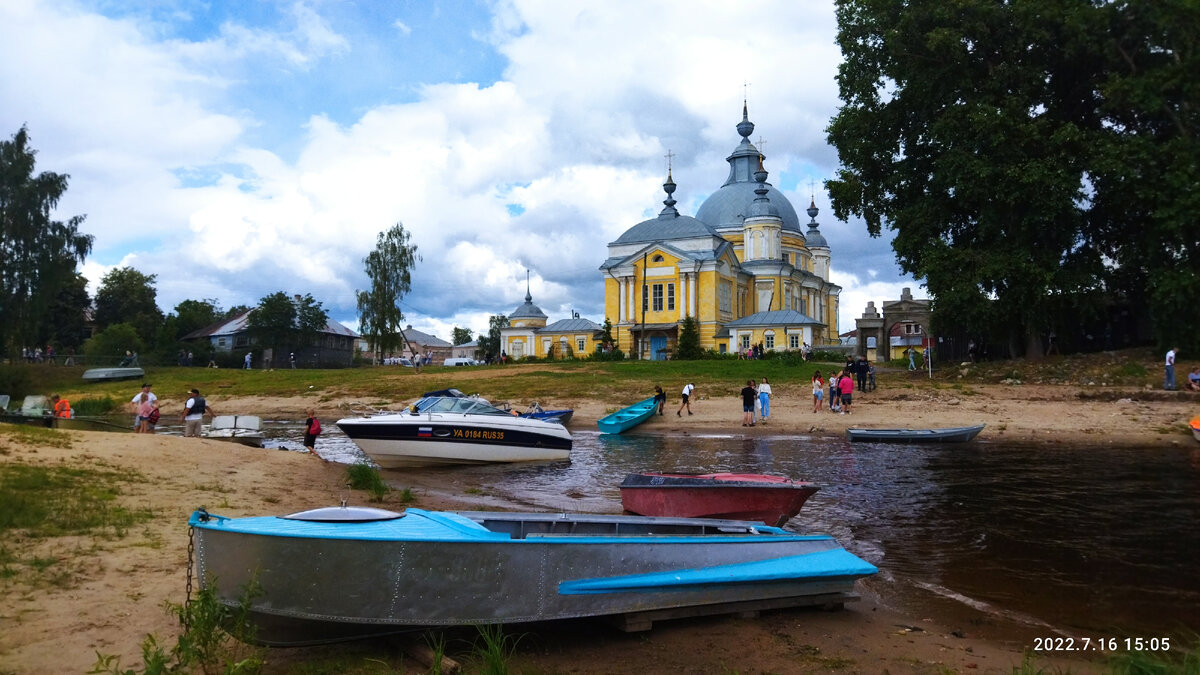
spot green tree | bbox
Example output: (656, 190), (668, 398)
(247, 292), (328, 355)
(827, 0), (1107, 358)
(0, 127), (93, 357)
(44, 273), (91, 350)
(1089, 0), (1200, 351)
(173, 299), (222, 340)
(224, 304), (251, 319)
(600, 318), (615, 349)
(451, 326), (473, 346)
(480, 315), (509, 359)
(94, 267), (164, 348)
(675, 315), (702, 360)
(356, 223), (420, 361)
(83, 323), (144, 364)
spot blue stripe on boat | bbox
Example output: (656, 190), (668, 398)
(558, 549), (878, 594)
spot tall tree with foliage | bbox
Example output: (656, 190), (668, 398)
(451, 327), (473, 346)
(827, 0), (1108, 358)
(1089, 0), (1200, 351)
(674, 315), (702, 360)
(44, 272), (91, 350)
(600, 318), (615, 349)
(0, 126), (93, 356)
(479, 315), (509, 359)
(94, 267), (165, 348)
(247, 292), (328, 354)
(356, 223), (420, 361)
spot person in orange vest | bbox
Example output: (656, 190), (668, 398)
(50, 394), (72, 418)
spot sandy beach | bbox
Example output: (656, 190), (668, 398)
(2, 379), (1196, 674)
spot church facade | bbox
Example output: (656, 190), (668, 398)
(599, 105), (840, 359)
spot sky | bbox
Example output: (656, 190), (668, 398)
(1, 0), (919, 341)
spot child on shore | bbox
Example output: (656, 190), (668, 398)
(811, 371), (824, 413)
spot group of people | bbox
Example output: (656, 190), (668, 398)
(739, 378), (772, 426)
(811, 363), (873, 415)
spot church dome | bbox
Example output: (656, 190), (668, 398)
(694, 104), (803, 233)
(803, 198), (829, 249)
(614, 171), (719, 244)
(509, 283), (547, 321)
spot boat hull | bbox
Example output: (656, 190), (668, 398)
(597, 396), (658, 434)
(0, 413), (133, 433)
(82, 367), (145, 382)
(337, 414), (571, 468)
(846, 424), (985, 443)
(190, 508), (875, 646)
(620, 473), (820, 527)
(1190, 415), (1200, 443)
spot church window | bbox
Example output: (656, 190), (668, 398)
(764, 331), (775, 349)
(904, 323), (923, 335)
(542, 339), (552, 355)
(667, 283), (675, 311)
(719, 281), (732, 313)
(652, 284), (664, 311)
(652, 254), (664, 262)
(740, 334), (751, 350)
(577, 337), (586, 352)
(789, 334), (800, 349)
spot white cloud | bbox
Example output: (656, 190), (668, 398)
(3, 0), (916, 341)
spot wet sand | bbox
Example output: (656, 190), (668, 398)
(3, 382), (1195, 673)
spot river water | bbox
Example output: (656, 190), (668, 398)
(197, 420), (1200, 642)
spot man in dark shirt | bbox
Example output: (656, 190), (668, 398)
(740, 380), (757, 427)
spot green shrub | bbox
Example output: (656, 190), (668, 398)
(72, 396), (119, 416)
(345, 462), (388, 502)
(0, 365), (35, 402)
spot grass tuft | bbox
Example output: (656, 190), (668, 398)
(346, 462), (389, 502)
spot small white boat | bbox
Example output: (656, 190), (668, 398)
(82, 367), (145, 382)
(337, 395), (571, 468)
(204, 415), (265, 447)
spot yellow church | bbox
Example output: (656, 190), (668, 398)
(598, 104), (840, 359)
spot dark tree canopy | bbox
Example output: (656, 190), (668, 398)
(480, 315), (509, 359)
(247, 291), (328, 353)
(827, 0), (1200, 355)
(172, 299), (222, 340)
(44, 273), (91, 350)
(451, 326), (473, 346)
(357, 223), (420, 360)
(0, 126), (92, 356)
(674, 315), (702, 360)
(94, 267), (164, 347)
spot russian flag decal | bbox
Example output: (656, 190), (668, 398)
(418, 426), (433, 437)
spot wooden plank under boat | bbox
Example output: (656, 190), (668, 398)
(189, 506), (876, 646)
(597, 396), (658, 434)
(620, 473), (820, 527)
(845, 424), (985, 443)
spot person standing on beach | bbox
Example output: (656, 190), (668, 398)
(677, 382), (695, 416)
(181, 389), (213, 437)
(829, 371), (840, 411)
(304, 409), (324, 460)
(811, 371), (824, 413)
(758, 377), (772, 423)
(653, 386), (666, 415)
(740, 380), (757, 426)
(135, 393), (154, 433)
(244, 352), (252, 369)
(839, 368), (855, 414)
(1164, 347), (1178, 390)
(130, 383), (157, 430)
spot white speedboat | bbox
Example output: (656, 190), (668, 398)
(204, 415), (265, 448)
(336, 395), (571, 468)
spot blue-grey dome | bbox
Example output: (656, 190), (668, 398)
(509, 286), (547, 320)
(614, 172), (720, 244)
(695, 105), (802, 233)
(803, 198), (829, 248)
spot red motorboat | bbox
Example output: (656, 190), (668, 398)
(619, 473), (820, 527)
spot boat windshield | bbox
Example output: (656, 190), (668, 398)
(412, 396), (511, 416)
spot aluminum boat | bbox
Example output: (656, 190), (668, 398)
(189, 505), (876, 646)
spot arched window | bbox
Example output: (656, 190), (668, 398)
(652, 254), (664, 262)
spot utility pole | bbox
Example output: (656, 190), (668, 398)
(639, 251), (647, 360)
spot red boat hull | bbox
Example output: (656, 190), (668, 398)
(619, 473), (820, 527)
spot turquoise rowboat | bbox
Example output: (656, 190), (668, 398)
(597, 395), (658, 434)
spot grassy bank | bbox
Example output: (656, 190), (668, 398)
(6, 346), (1183, 411)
